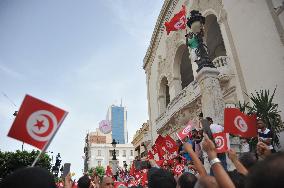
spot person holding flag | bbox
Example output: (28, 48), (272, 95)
(206, 117), (228, 172)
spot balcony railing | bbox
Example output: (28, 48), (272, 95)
(212, 55), (232, 82)
(155, 80), (201, 132)
(212, 56), (229, 67)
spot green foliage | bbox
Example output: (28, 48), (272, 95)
(88, 167), (95, 176)
(95, 166), (105, 177)
(249, 88), (284, 147)
(88, 166), (105, 178)
(240, 87), (284, 148)
(0, 150), (52, 178)
(237, 101), (251, 113)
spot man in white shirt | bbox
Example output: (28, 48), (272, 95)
(257, 118), (274, 151)
(209, 123), (224, 134)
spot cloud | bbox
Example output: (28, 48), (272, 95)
(0, 63), (24, 79)
(101, 0), (163, 47)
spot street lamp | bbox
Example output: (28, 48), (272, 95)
(186, 10), (216, 72)
(111, 139), (117, 160)
(123, 161), (128, 172)
(60, 166), (64, 176)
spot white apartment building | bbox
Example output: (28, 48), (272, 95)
(87, 143), (135, 169)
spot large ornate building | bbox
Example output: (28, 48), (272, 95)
(143, 0), (284, 143)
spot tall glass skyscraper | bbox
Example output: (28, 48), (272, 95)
(109, 105), (127, 144)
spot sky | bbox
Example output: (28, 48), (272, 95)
(0, 0), (163, 178)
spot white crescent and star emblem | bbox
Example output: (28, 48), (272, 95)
(234, 116), (248, 132)
(182, 126), (191, 135)
(174, 16), (185, 29)
(214, 136), (225, 149)
(175, 165), (183, 173)
(26, 110), (57, 142)
(166, 140), (173, 148)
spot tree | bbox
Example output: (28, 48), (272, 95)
(0, 150), (52, 178)
(88, 166), (105, 178)
(238, 88), (284, 148)
(95, 166), (105, 178)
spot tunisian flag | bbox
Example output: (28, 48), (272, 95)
(224, 108), (257, 138)
(7, 95), (68, 150)
(106, 165), (113, 177)
(212, 132), (230, 153)
(164, 135), (178, 153)
(176, 121), (193, 141)
(147, 150), (154, 159)
(164, 5), (186, 35)
(155, 135), (166, 159)
(114, 182), (127, 188)
(173, 163), (185, 175)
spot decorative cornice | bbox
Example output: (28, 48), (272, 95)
(143, 0), (179, 70)
(131, 122), (149, 145)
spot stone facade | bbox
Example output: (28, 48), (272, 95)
(89, 128), (112, 144)
(131, 122), (150, 159)
(144, 0), (284, 144)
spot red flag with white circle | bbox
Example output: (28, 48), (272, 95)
(7, 95), (68, 150)
(212, 132), (230, 153)
(176, 121), (193, 141)
(173, 163), (184, 175)
(114, 182), (127, 188)
(224, 108), (257, 138)
(164, 135), (178, 153)
(106, 165), (113, 177)
(154, 135), (166, 159)
(164, 5), (186, 35)
(147, 150), (154, 159)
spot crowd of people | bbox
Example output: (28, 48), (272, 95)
(0, 117), (283, 188)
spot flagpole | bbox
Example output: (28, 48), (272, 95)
(31, 112), (68, 167)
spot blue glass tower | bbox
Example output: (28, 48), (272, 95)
(111, 105), (127, 144)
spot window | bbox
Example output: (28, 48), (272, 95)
(180, 49), (194, 89)
(130, 150), (133, 156)
(98, 150), (101, 156)
(123, 150), (126, 157)
(109, 150), (119, 157)
(159, 77), (171, 113)
(98, 161), (102, 166)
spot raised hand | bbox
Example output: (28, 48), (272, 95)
(183, 142), (194, 153)
(257, 141), (271, 159)
(202, 134), (217, 160)
(228, 149), (238, 162)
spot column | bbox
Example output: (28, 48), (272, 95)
(169, 77), (182, 100)
(196, 67), (225, 125)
